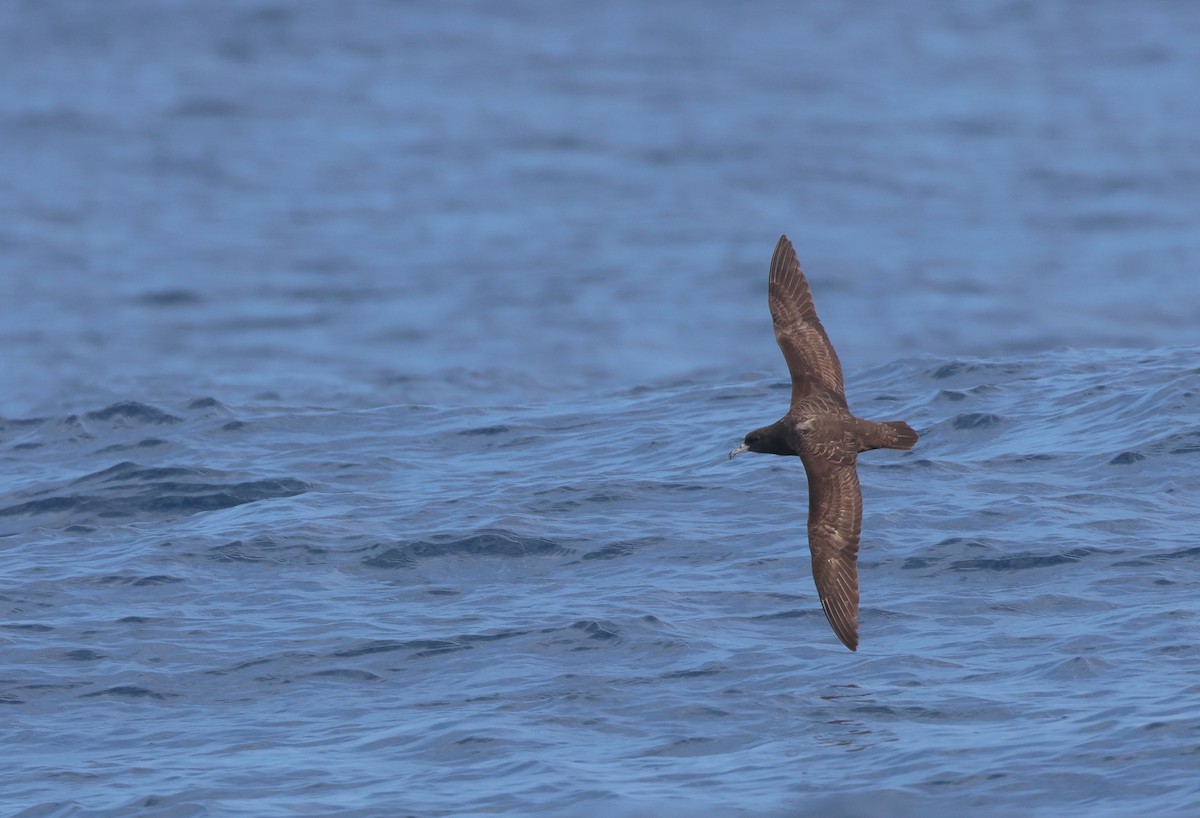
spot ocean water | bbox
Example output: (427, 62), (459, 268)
(2, 1), (1199, 816)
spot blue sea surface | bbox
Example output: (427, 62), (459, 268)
(2, 2), (1199, 816)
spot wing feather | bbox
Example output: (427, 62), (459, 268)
(801, 454), (862, 651)
(768, 235), (847, 406)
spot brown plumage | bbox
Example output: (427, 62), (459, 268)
(730, 235), (918, 651)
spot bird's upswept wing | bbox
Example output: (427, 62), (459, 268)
(801, 454), (863, 651)
(768, 235), (846, 406)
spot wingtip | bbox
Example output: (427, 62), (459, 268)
(819, 595), (860, 652)
(770, 234), (799, 282)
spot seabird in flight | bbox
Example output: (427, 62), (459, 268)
(730, 235), (918, 651)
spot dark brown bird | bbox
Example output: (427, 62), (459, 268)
(729, 235), (918, 651)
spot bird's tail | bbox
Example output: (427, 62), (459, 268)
(882, 420), (919, 450)
(859, 420), (919, 452)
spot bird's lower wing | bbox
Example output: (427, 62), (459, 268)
(803, 456), (863, 651)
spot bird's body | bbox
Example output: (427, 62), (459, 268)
(730, 235), (917, 651)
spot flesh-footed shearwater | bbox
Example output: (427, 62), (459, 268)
(730, 235), (918, 651)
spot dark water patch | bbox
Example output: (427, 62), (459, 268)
(534, 488), (636, 513)
(3, 623), (54, 632)
(1061, 492), (1114, 506)
(308, 669), (385, 682)
(12, 441), (43, 450)
(335, 639), (469, 659)
(951, 548), (1092, 572)
(93, 575), (184, 587)
(461, 628), (532, 645)
(0, 416), (53, 433)
(1114, 545), (1200, 567)
(222, 420), (247, 431)
(946, 115), (1013, 138)
(1, 466), (308, 523)
(531, 485), (621, 513)
(1110, 429), (1200, 460)
(96, 438), (168, 454)
(1069, 211), (1171, 233)
(928, 361), (1025, 385)
(137, 289), (203, 306)
(70, 461), (204, 485)
(185, 397), (229, 412)
(71, 462), (154, 482)
(938, 390), (968, 402)
(985, 452), (1056, 465)
(83, 402), (182, 425)
(456, 424), (512, 436)
(327, 631), (533, 670)
(212, 657), (275, 675)
(362, 530), (569, 569)
(581, 540), (648, 561)
(914, 537), (994, 561)
(144, 479), (308, 513)
(205, 652), (318, 677)
(930, 362), (975, 379)
(1110, 451), (1145, 465)
(875, 457), (941, 470)
(218, 312), (332, 332)
(411, 644), (470, 659)
(1165, 429), (1200, 455)
(80, 686), (169, 700)
(498, 435), (540, 449)
(586, 492), (628, 504)
(290, 255), (366, 277)
(749, 608), (812, 622)
(208, 534), (327, 564)
(660, 666), (725, 681)
(1027, 167), (1155, 196)
(65, 649), (105, 661)
(15, 682), (90, 694)
(171, 97), (245, 118)
(635, 736), (718, 758)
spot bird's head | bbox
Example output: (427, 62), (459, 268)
(729, 423), (794, 458)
